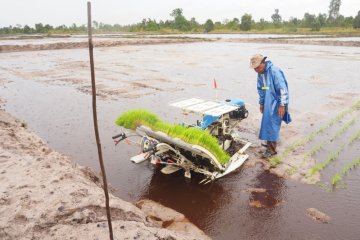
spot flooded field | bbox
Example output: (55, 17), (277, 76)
(0, 36), (359, 239)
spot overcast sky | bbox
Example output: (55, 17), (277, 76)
(1, 0), (360, 27)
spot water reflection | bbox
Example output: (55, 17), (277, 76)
(139, 168), (228, 228)
(245, 171), (286, 239)
(250, 171), (285, 209)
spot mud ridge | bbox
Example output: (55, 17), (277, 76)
(0, 38), (211, 53)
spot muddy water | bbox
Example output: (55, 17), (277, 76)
(1, 40), (360, 239)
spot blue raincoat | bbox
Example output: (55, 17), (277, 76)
(257, 61), (289, 141)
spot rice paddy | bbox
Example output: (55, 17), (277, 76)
(269, 100), (360, 167)
(300, 113), (359, 168)
(115, 109), (231, 164)
(308, 143), (346, 177)
(270, 101), (360, 186)
(308, 126), (360, 177)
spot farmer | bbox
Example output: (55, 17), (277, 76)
(250, 54), (289, 158)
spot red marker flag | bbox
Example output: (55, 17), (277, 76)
(213, 78), (217, 89)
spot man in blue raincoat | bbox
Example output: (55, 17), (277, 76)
(250, 54), (289, 158)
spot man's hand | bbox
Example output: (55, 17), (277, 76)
(260, 105), (264, 114)
(278, 105), (285, 118)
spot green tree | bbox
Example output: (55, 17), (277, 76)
(317, 14), (327, 26)
(214, 21), (222, 30)
(35, 23), (44, 33)
(328, 0), (341, 23)
(303, 13), (316, 27)
(284, 17), (299, 32)
(343, 16), (354, 27)
(55, 25), (68, 33)
(43, 24), (53, 33)
(271, 9), (282, 22)
(256, 18), (266, 30)
(353, 11), (360, 28)
(23, 25), (32, 34)
(170, 8), (190, 31)
(170, 8), (183, 18)
(189, 17), (200, 31)
(240, 14), (252, 31)
(226, 18), (240, 30)
(302, 13), (322, 31)
(144, 19), (160, 31)
(312, 20), (321, 31)
(204, 19), (214, 32)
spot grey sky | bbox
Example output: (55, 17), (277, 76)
(1, 0), (359, 27)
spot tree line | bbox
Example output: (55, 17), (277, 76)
(1, 1), (360, 35)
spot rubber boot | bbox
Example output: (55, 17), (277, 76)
(267, 141), (277, 155)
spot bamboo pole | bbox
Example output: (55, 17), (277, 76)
(87, 2), (114, 240)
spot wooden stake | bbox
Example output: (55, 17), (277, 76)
(87, 2), (114, 240)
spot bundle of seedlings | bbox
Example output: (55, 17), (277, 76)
(115, 109), (231, 165)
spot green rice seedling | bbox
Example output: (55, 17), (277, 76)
(271, 100), (360, 165)
(115, 109), (160, 130)
(309, 165), (321, 177)
(310, 127), (360, 178)
(115, 109), (231, 164)
(330, 114), (358, 142)
(331, 157), (360, 186)
(342, 158), (360, 174)
(331, 173), (342, 185)
(348, 130), (360, 144)
(303, 142), (325, 162)
(309, 143), (345, 177)
(302, 113), (359, 167)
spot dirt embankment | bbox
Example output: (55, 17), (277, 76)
(0, 38), (210, 53)
(0, 107), (210, 240)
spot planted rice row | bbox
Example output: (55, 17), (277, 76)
(270, 100), (360, 167)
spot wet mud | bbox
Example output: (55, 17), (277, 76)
(0, 35), (360, 239)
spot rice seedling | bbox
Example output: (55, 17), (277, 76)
(115, 109), (161, 130)
(301, 113), (359, 166)
(115, 109), (231, 164)
(332, 157), (360, 186)
(348, 130), (360, 144)
(331, 173), (342, 185)
(303, 142), (325, 162)
(270, 100), (360, 166)
(309, 127), (360, 177)
(330, 114), (358, 142)
(309, 143), (345, 177)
